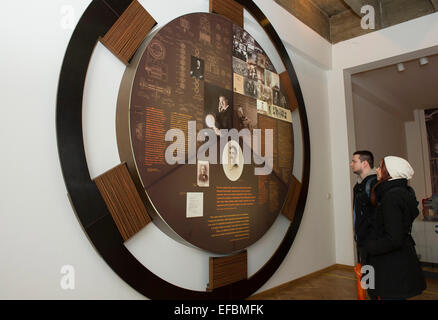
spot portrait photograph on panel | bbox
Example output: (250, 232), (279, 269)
(265, 69), (280, 90)
(257, 83), (273, 105)
(204, 82), (234, 132)
(233, 73), (244, 95)
(197, 160), (210, 187)
(243, 78), (258, 100)
(234, 93), (257, 131)
(273, 88), (288, 108)
(190, 56), (204, 80)
(233, 56), (249, 77)
(257, 99), (269, 115)
(222, 140), (244, 182)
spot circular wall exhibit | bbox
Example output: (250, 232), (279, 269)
(56, 0), (310, 299)
(118, 12), (295, 255)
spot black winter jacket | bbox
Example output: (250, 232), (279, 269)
(353, 174), (377, 264)
(362, 179), (426, 299)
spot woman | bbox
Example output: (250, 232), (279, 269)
(361, 156), (426, 300)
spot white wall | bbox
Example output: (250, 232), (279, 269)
(405, 110), (432, 204)
(0, 0), (335, 299)
(328, 12), (438, 265)
(353, 93), (408, 162)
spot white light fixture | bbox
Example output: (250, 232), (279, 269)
(397, 63), (405, 72)
(419, 57), (429, 66)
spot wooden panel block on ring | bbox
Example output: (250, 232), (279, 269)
(100, 0), (157, 64)
(281, 175), (302, 221)
(280, 71), (299, 111)
(210, 0), (244, 27)
(208, 250), (248, 290)
(94, 163), (151, 241)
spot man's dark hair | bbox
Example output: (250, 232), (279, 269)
(353, 150), (374, 168)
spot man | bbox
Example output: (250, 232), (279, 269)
(229, 144), (238, 167)
(215, 95), (233, 131)
(198, 163), (209, 187)
(248, 64), (257, 80)
(350, 150), (377, 265)
(224, 143), (243, 181)
(237, 106), (253, 130)
(190, 57), (204, 79)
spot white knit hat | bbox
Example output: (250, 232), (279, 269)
(384, 156), (414, 180)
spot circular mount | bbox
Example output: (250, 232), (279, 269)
(56, 0), (310, 299)
(118, 12), (295, 255)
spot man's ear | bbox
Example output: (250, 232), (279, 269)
(363, 161), (369, 169)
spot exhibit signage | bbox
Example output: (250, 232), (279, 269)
(118, 13), (294, 254)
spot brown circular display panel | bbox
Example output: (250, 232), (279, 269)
(120, 13), (294, 254)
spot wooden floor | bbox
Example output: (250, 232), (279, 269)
(248, 265), (438, 300)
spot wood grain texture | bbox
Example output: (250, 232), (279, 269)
(281, 175), (302, 221)
(210, 0), (244, 27)
(330, 7), (374, 44)
(310, 0), (350, 17)
(94, 163), (151, 241)
(275, 0), (330, 41)
(248, 264), (438, 300)
(280, 71), (299, 112)
(248, 264), (358, 300)
(208, 251), (247, 290)
(100, 0), (156, 64)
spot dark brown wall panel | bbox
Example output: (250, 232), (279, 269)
(208, 251), (247, 290)
(100, 0), (156, 64)
(281, 175), (302, 221)
(210, 0), (244, 27)
(94, 163), (151, 241)
(280, 71), (299, 111)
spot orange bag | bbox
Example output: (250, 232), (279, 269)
(354, 263), (366, 300)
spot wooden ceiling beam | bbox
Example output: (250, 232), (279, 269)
(277, 0), (437, 43)
(343, 0), (377, 17)
(275, 0), (330, 42)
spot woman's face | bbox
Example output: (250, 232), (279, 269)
(376, 160), (383, 181)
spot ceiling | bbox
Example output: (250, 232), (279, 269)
(310, 0), (350, 17)
(275, 0), (438, 43)
(352, 54), (438, 120)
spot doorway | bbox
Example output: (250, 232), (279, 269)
(344, 48), (438, 278)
